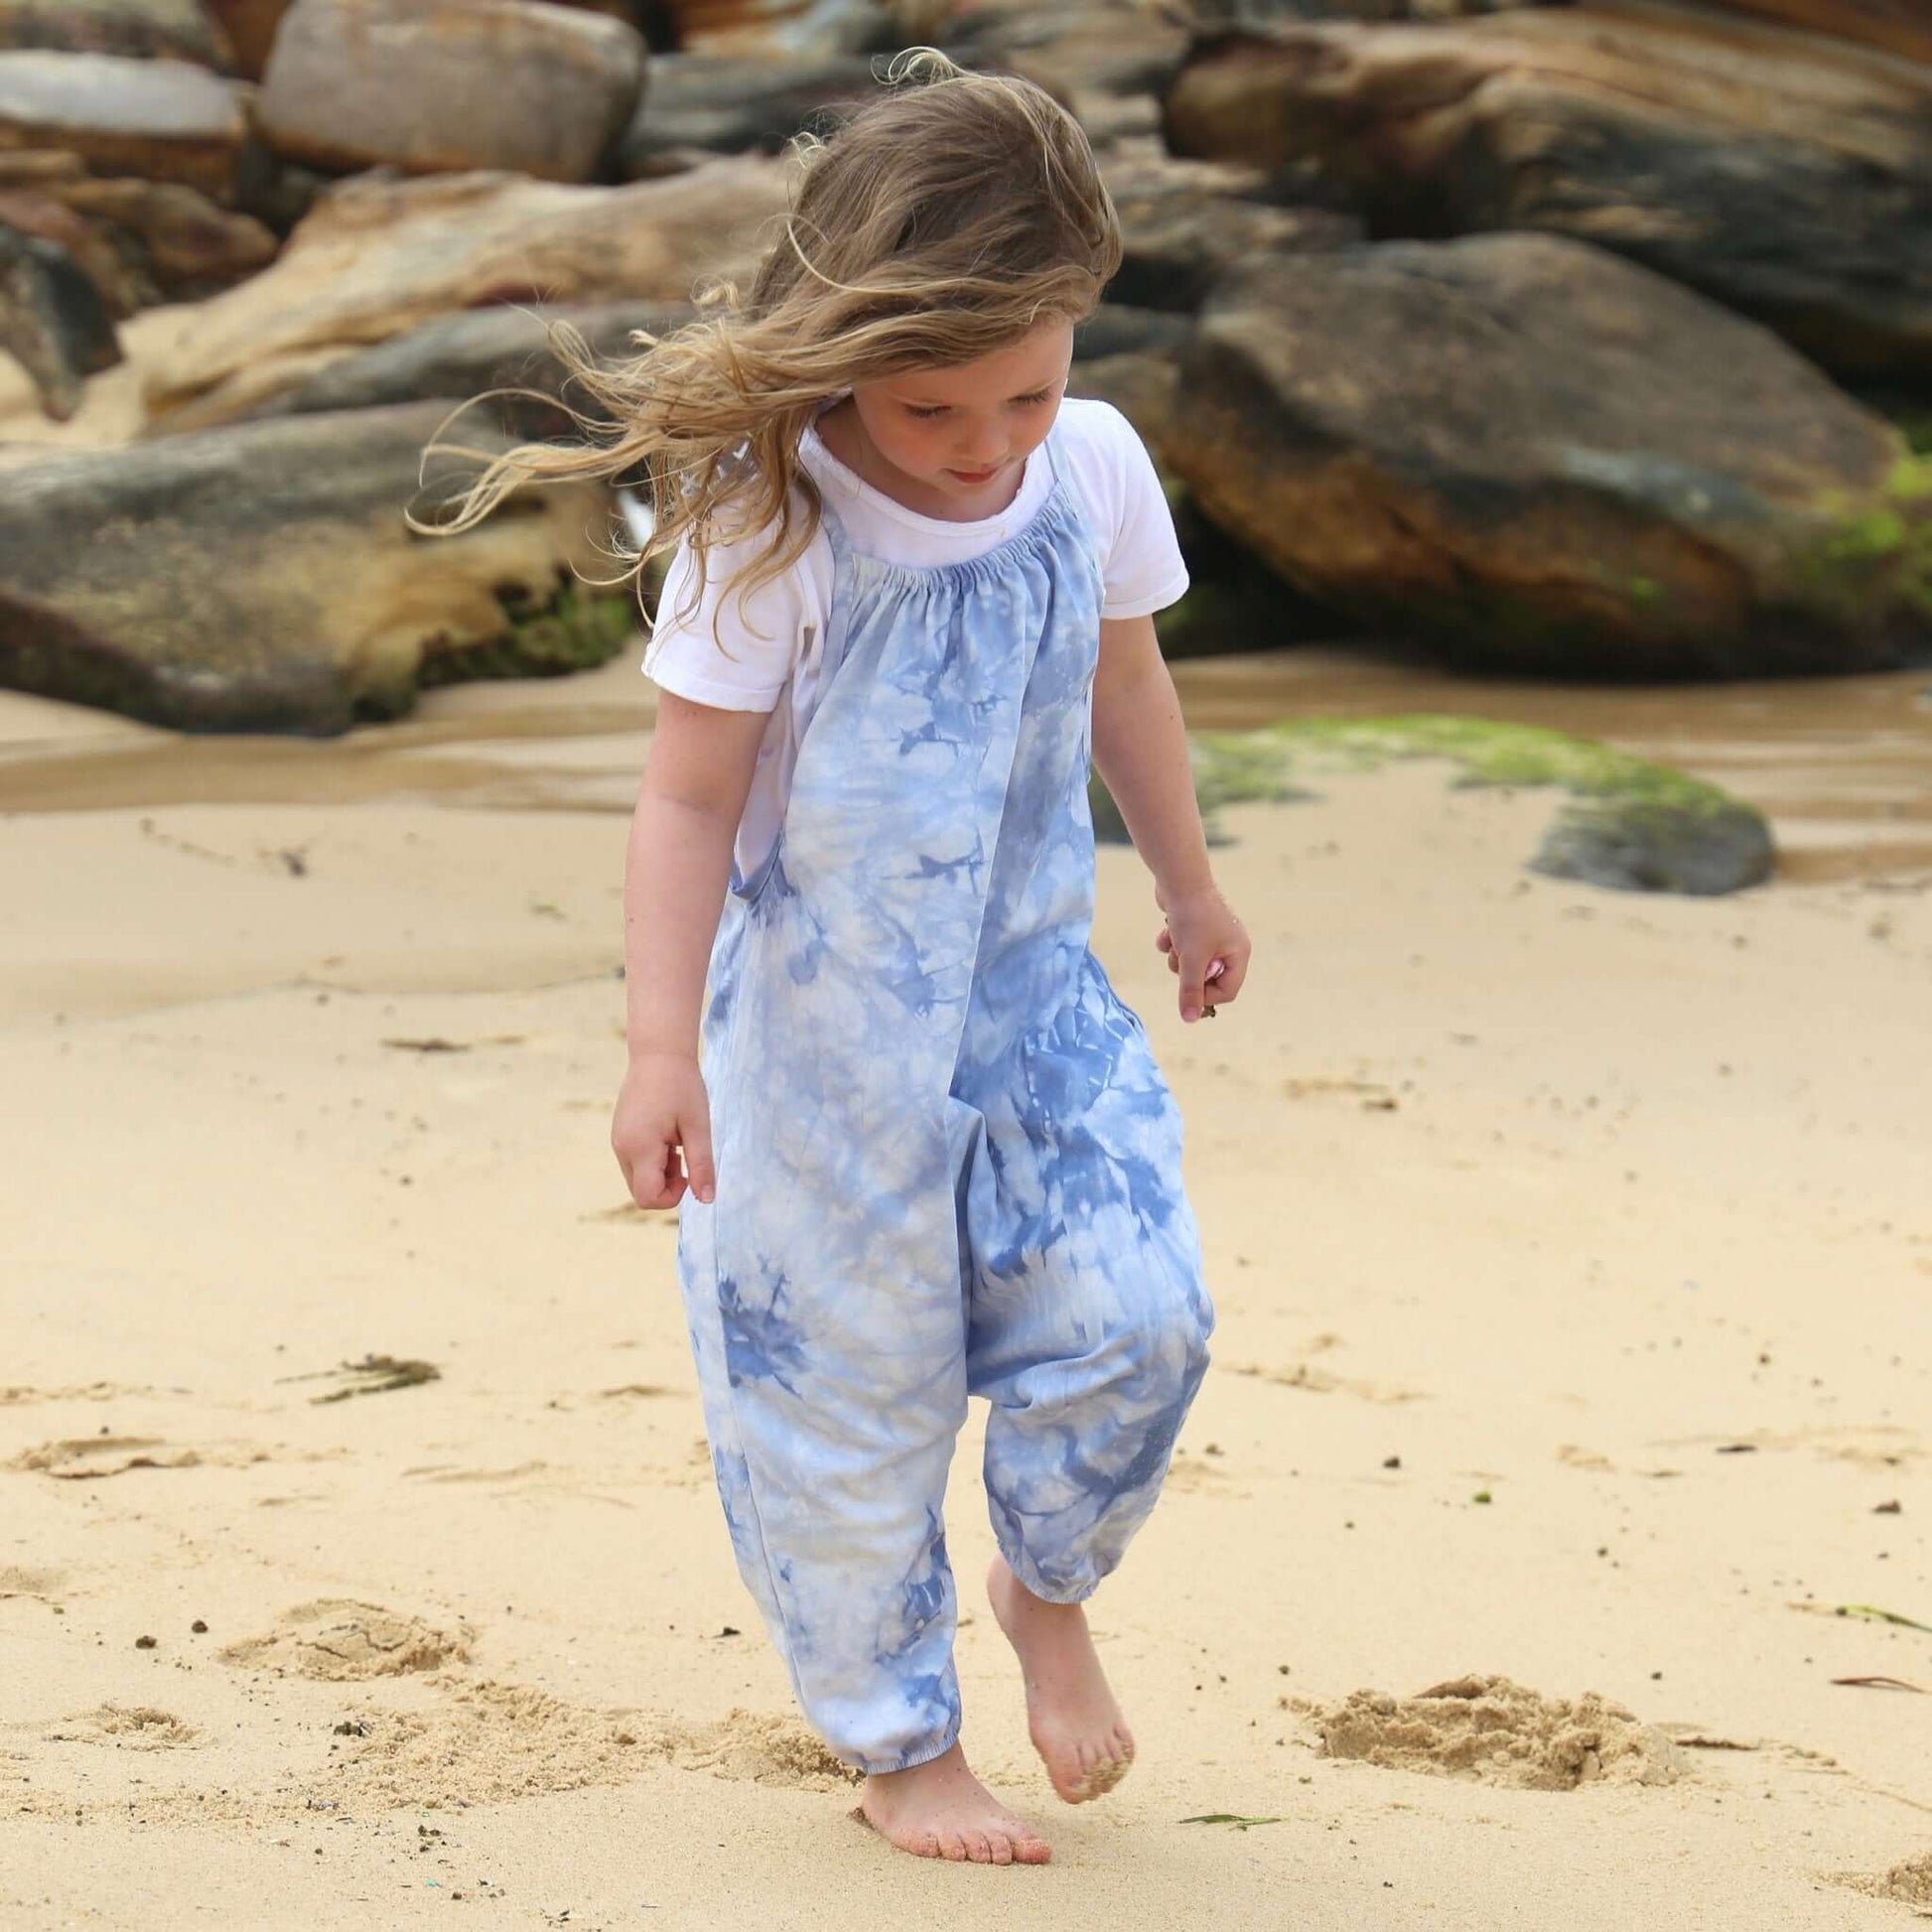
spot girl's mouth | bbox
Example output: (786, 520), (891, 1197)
(946, 465), (1001, 483)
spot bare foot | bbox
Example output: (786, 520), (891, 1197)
(858, 1742), (1051, 1864)
(987, 1555), (1136, 1803)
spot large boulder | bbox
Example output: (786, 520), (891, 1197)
(0, 221), (121, 418)
(0, 155), (275, 320)
(137, 156), (784, 429)
(206, 0), (291, 77)
(259, 0), (646, 184)
(0, 0), (234, 66)
(1701, 0), (1932, 66)
(1166, 234), (1931, 677)
(617, 51), (877, 172)
(245, 298), (692, 432)
(0, 51), (245, 197)
(0, 402), (623, 733)
(662, 0), (897, 56)
(1163, 6), (1932, 384)
(1101, 143), (1359, 313)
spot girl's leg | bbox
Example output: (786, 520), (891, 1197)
(680, 1179), (1054, 1862)
(961, 997), (1214, 1801)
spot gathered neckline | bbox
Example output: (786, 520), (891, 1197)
(799, 422), (1049, 542)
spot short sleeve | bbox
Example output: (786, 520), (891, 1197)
(1078, 402), (1189, 621)
(641, 526), (815, 713)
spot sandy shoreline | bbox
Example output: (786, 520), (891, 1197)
(3, 654), (1929, 1928)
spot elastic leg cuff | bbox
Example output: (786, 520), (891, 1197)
(852, 1707), (964, 1779)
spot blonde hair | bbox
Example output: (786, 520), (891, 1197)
(421, 52), (1121, 629)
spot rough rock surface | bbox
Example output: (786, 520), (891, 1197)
(137, 156), (784, 429)
(259, 0), (646, 185)
(618, 51), (876, 171)
(1102, 143), (1359, 313)
(246, 299), (691, 433)
(206, 0), (292, 77)
(1702, 0), (1932, 66)
(0, 0), (233, 66)
(1163, 5), (1932, 381)
(1167, 234), (1929, 677)
(0, 221), (121, 416)
(0, 51), (245, 198)
(0, 402), (620, 733)
(0, 158), (276, 321)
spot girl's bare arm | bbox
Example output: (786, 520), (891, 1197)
(1091, 614), (1251, 1023)
(615, 691), (771, 1208)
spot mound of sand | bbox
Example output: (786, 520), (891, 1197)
(219, 1599), (473, 1680)
(662, 1710), (861, 1791)
(1873, 1855), (1932, 1906)
(1293, 1673), (1683, 1790)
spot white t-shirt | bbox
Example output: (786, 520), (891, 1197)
(642, 396), (1187, 879)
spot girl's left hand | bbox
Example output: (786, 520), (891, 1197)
(1157, 888), (1251, 1024)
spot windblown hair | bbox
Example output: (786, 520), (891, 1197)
(419, 52), (1122, 630)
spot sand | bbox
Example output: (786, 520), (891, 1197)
(2, 649), (1929, 1930)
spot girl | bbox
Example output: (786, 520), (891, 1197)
(454, 54), (1249, 1865)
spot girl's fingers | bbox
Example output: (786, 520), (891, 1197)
(1177, 949), (1210, 1024)
(1155, 925), (1174, 955)
(682, 1106), (717, 1207)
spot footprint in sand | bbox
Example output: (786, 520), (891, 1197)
(7, 1437), (288, 1478)
(1290, 1674), (1682, 1790)
(1231, 1362), (1429, 1406)
(219, 1599), (473, 1680)
(324, 1679), (851, 1811)
(38, 1705), (202, 1750)
(8, 1437), (204, 1478)
(0, 1383), (136, 1406)
(0, 1564), (66, 1600)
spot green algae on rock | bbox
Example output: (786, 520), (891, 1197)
(418, 584), (635, 690)
(1096, 715), (1774, 897)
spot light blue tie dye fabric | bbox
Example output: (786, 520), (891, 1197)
(676, 430), (1213, 1775)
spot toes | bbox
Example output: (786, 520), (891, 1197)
(986, 1832), (1015, 1867)
(939, 1830), (969, 1862)
(1014, 1833), (1053, 1865)
(962, 1829), (994, 1864)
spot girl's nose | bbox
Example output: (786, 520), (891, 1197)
(959, 424), (1006, 466)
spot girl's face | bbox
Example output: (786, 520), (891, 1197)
(844, 321), (1075, 520)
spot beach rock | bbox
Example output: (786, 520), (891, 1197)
(1530, 795), (1775, 896)
(0, 175), (142, 314)
(138, 156), (784, 430)
(0, 221), (121, 416)
(663, 0), (897, 56)
(1102, 144), (1359, 313)
(0, 402), (622, 733)
(0, 0), (234, 67)
(0, 51), (246, 198)
(617, 51), (876, 170)
(0, 164), (275, 316)
(941, 0), (1188, 98)
(1167, 234), (1930, 677)
(206, 0), (291, 77)
(1702, 0), (1932, 66)
(57, 176), (277, 298)
(248, 298), (690, 432)
(1163, 7), (1932, 383)
(259, 0), (646, 184)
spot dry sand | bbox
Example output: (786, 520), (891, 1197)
(2, 649), (1929, 1930)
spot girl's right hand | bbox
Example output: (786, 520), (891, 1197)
(613, 1051), (716, 1209)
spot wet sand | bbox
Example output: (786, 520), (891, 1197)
(3, 649), (1929, 1929)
